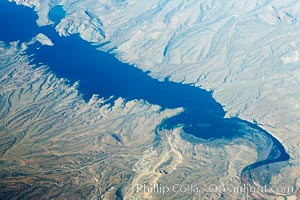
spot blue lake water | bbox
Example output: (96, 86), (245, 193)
(48, 5), (66, 24)
(0, 0), (235, 140)
(0, 0), (289, 184)
(0, 1), (38, 43)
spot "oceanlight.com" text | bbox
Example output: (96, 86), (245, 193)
(135, 183), (294, 196)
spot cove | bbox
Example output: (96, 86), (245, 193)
(0, 0), (290, 191)
(48, 5), (66, 24)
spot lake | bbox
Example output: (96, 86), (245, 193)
(0, 0), (289, 185)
